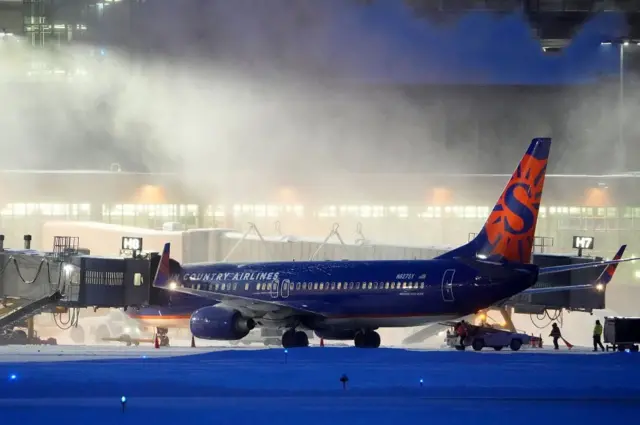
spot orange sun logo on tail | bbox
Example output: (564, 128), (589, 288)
(479, 138), (550, 263)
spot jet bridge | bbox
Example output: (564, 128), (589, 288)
(0, 235), (158, 332)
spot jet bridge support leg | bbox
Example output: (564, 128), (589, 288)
(499, 307), (516, 333)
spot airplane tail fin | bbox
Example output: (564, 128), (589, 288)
(438, 138), (551, 264)
(152, 243), (172, 289)
(596, 244), (626, 285)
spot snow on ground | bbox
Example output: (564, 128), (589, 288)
(0, 348), (638, 424)
(0, 344), (262, 363)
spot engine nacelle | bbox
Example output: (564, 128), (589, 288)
(190, 306), (256, 341)
(314, 329), (357, 341)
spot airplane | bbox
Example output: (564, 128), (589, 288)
(148, 137), (640, 349)
(124, 245), (627, 347)
(401, 244), (628, 344)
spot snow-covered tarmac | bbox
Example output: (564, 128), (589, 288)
(0, 345), (638, 425)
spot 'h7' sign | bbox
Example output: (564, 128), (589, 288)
(572, 236), (594, 250)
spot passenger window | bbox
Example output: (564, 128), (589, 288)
(331, 282), (336, 290)
(420, 282), (424, 289)
(289, 283), (294, 290)
(349, 282), (354, 289)
(319, 283), (324, 290)
(296, 283), (301, 290)
(391, 282), (395, 289)
(244, 283), (249, 290)
(384, 282), (389, 289)
(267, 283), (272, 290)
(134, 273), (143, 286)
(373, 282), (378, 289)
(233, 283), (238, 291)
(337, 282), (342, 289)
(368, 282), (373, 289)
(214, 283), (220, 291)
(314, 283), (319, 290)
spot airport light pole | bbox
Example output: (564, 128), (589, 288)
(601, 39), (640, 171)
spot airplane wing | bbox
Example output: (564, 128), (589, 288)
(524, 244), (627, 295)
(151, 245), (327, 319)
(162, 284), (327, 318)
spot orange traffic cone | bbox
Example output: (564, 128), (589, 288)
(191, 335), (196, 348)
(154, 334), (160, 349)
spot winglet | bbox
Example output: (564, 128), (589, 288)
(596, 244), (626, 285)
(152, 243), (172, 289)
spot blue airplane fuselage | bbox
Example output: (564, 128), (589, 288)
(176, 259), (538, 330)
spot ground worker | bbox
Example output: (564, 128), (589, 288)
(456, 320), (468, 348)
(549, 322), (561, 350)
(593, 319), (605, 352)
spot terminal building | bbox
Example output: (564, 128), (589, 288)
(0, 168), (637, 317)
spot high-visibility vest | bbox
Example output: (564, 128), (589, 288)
(594, 324), (603, 336)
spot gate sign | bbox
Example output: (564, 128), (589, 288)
(572, 236), (594, 250)
(122, 236), (143, 251)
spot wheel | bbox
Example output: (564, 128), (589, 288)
(509, 339), (522, 351)
(493, 346), (503, 351)
(471, 339), (484, 351)
(11, 330), (27, 344)
(294, 331), (309, 347)
(281, 330), (296, 348)
(354, 331), (381, 348)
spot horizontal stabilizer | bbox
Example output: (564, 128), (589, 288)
(454, 257), (537, 280)
(539, 257), (639, 276)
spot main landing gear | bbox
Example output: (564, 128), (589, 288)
(281, 329), (309, 348)
(354, 330), (381, 348)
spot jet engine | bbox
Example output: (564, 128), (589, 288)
(190, 305), (256, 340)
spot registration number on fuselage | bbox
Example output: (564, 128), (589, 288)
(396, 274), (415, 280)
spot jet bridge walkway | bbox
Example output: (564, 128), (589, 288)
(0, 291), (62, 331)
(0, 235), (158, 324)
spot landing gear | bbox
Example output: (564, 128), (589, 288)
(354, 330), (381, 348)
(156, 327), (170, 347)
(281, 329), (309, 348)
